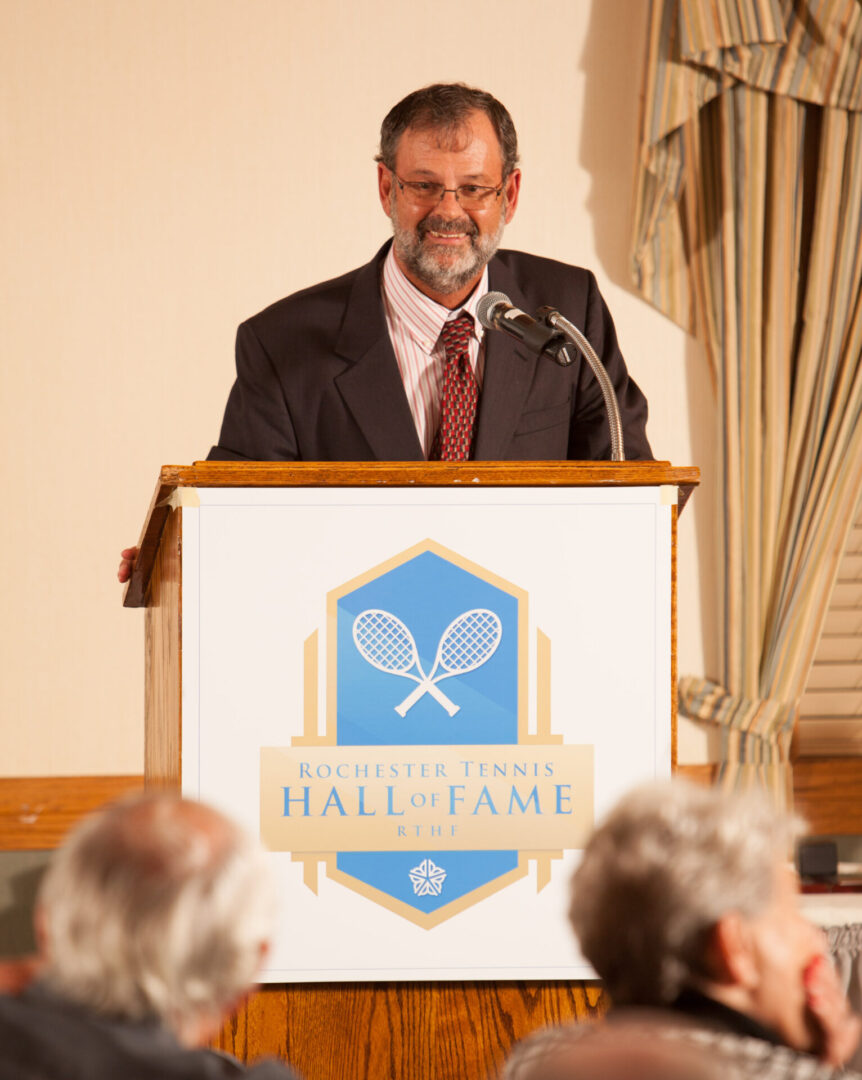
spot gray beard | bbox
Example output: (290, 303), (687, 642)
(390, 201), (506, 295)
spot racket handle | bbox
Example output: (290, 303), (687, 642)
(396, 680), (459, 717)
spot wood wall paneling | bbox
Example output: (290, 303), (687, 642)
(792, 759), (862, 835)
(0, 776), (144, 851)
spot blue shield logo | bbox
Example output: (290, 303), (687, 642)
(333, 545), (522, 916)
(260, 538), (591, 929)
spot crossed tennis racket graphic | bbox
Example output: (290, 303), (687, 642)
(352, 608), (503, 716)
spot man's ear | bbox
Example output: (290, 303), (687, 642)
(378, 163), (393, 216)
(503, 168), (521, 223)
(196, 943), (271, 1048)
(711, 912), (760, 990)
(185, 941), (270, 1049)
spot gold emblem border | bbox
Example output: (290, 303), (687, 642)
(290, 850), (564, 930)
(284, 538), (569, 928)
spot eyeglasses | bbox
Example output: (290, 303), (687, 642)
(393, 173), (505, 211)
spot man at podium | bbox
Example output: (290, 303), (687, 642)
(207, 83), (652, 466)
(119, 83), (651, 582)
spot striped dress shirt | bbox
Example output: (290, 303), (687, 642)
(381, 246), (488, 459)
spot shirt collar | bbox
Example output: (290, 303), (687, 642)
(671, 987), (786, 1047)
(381, 244), (488, 354)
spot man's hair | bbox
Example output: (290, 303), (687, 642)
(569, 779), (801, 1007)
(376, 83), (519, 178)
(38, 792), (277, 1034)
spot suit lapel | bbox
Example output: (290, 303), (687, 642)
(472, 258), (538, 460)
(332, 245), (539, 462)
(333, 244), (424, 462)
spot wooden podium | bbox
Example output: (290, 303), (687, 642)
(125, 460), (698, 1080)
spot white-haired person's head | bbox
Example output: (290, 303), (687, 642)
(567, 779), (854, 1059)
(35, 791), (277, 1045)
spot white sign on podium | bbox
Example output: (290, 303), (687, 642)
(180, 484), (673, 982)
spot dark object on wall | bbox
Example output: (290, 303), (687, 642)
(797, 839), (838, 881)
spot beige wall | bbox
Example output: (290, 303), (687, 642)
(0, 0), (719, 776)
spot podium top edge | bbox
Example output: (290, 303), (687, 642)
(164, 460), (700, 489)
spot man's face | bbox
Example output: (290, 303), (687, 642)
(378, 109), (521, 306)
(743, 863), (827, 1051)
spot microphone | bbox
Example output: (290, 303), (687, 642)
(478, 292), (624, 458)
(477, 292), (570, 362)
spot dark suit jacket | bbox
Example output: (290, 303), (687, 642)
(0, 984), (298, 1080)
(209, 243), (652, 462)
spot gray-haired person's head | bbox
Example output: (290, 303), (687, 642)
(37, 792), (277, 1038)
(376, 83), (519, 179)
(569, 779), (800, 1006)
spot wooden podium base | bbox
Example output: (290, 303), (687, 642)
(217, 981), (606, 1079)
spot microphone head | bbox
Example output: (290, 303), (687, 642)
(476, 291), (511, 330)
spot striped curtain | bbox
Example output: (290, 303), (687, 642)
(633, 0), (862, 805)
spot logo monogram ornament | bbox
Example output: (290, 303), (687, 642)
(409, 858), (447, 897)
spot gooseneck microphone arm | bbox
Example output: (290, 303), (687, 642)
(534, 307), (625, 462)
(477, 292), (626, 462)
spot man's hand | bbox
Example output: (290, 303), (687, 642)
(805, 953), (862, 1065)
(118, 546), (139, 584)
(0, 955), (41, 994)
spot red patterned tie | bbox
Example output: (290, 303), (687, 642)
(430, 312), (478, 461)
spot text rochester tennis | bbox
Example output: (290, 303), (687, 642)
(297, 759), (557, 780)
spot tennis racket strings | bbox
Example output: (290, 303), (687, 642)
(352, 608), (502, 716)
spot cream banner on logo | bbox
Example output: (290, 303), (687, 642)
(261, 744), (593, 852)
